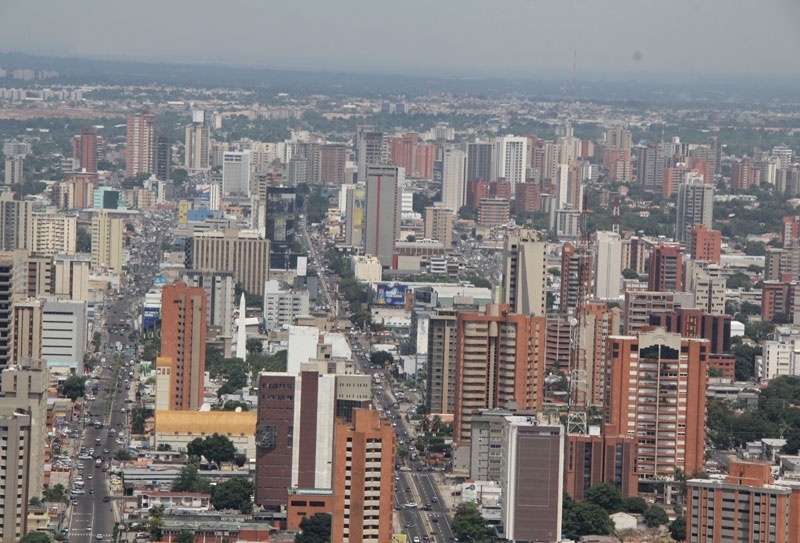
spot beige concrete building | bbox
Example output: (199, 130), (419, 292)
(11, 300), (42, 365)
(424, 206), (454, 248)
(53, 253), (90, 301)
(154, 410), (257, 458)
(30, 213), (77, 256)
(350, 255), (382, 283)
(91, 210), (124, 273)
(187, 230), (270, 295)
(502, 229), (547, 317)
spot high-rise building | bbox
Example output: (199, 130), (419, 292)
(11, 300), (42, 366)
(676, 179), (714, 242)
(499, 418), (563, 543)
(624, 291), (675, 334)
(53, 253), (91, 302)
(441, 147), (467, 214)
(320, 144), (347, 185)
(125, 112), (156, 178)
(155, 134), (171, 181)
(78, 126), (98, 173)
(90, 210), (124, 273)
(477, 198), (510, 227)
(295, 142), (322, 185)
(0, 194), (33, 251)
(426, 307), (463, 416)
(690, 224), (722, 265)
(424, 206), (453, 248)
(731, 158), (755, 191)
(577, 302), (622, 407)
(41, 300), (87, 373)
(185, 230), (270, 295)
(648, 309), (731, 355)
(636, 143), (665, 189)
(356, 127), (386, 182)
(514, 182), (540, 215)
(0, 408), (32, 542)
(181, 270), (235, 337)
(31, 213), (77, 256)
(160, 283), (207, 411)
(603, 128), (632, 183)
(648, 244), (683, 292)
(466, 142), (493, 183)
(492, 136), (527, 190)
(222, 151), (252, 197)
(560, 242), (593, 316)
(332, 409), (395, 543)
(564, 432), (638, 501)
(604, 328), (708, 480)
(264, 186), (297, 270)
(4, 156), (23, 185)
(388, 133), (419, 176)
(595, 231), (622, 300)
(453, 304), (547, 443)
(502, 229), (547, 317)
(255, 372), (296, 509)
(0, 253), (21, 370)
(363, 165), (402, 267)
(185, 111), (211, 172)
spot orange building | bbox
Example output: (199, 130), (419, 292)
(453, 304), (547, 443)
(648, 244), (683, 292)
(332, 409), (395, 543)
(287, 489), (333, 530)
(687, 460), (800, 543)
(160, 283), (207, 411)
(565, 433), (638, 501)
(690, 224), (722, 265)
(604, 328), (708, 480)
(415, 144), (436, 180)
(731, 158), (755, 191)
(761, 281), (797, 323)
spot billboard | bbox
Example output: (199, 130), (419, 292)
(350, 188), (365, 230)
(142, 305), (161, 331)
(195, 184), (211, 202)
(153, 276), (166, 287)
(178, 200), (189, 224)
(374, 283), (408, 306)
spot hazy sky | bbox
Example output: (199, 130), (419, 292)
(1, 0), (799, 78)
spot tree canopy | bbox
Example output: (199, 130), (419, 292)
(186, 433), (238, 466)
(562, 495), (615, 540)
(644, 505), (669, 527)
(669, 516), (687, 542)
(59, 375), (87, 401)
(211, 478), (254, 513)
(369, 351), (394, 366)
(451, 502), (494, 543)
(295, 513), (332, 543)
(171, 462), (212, 493)
(585, 482), (623, 513)
(20, 532), (51, 543)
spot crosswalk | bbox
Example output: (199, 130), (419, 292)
(66, 532), (113, 539)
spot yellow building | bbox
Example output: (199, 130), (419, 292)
(154, 410), (257, 458)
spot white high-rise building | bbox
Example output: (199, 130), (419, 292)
(185, 111), (210, 172)
(41, 300), (87, 374)
(595, 231), (622, 300)
(492, 136), (527, 190)
(222, 151), (251, 197)
(502, 229), (547, 317)
(441, 148), (467, 215)
(676, 179), (714, 242)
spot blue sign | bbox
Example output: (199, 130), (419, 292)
(375, 283), (408, 306)
(153, 276), (166, 286)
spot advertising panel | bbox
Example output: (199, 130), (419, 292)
(195, 184), (211, 202)
(374, 283), (407, 306)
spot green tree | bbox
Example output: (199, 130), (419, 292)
(246, 337), (263, 354)
(92, 332), (102, 352)
(114, 450), (133, 461)
(562, 495), (614, 540)
(623, 496), (649, 514)
(187, 433), (238, 466)
(234, 453), (248, 467)
(149, 505), (165, 541)
(131, 407), (152, 434)
(644, 505), (669, 527)
(156, 443), (172, 451)
(20, 532), (51, 543)
(172, 461), (212, 493)
(211, 478), (254, 513)
(621, 268), (640, 280)
(369, 351), (394, 366)
(585, 482), (623, 513)
(76, 228), (91, 252)
(43, 484), (66, 503)
(295, 512), (332, 543)
(726, 272), (752, 290)
(451, 502), (494, 543)
(732, 343), (760, 381)
(59, 375), (87, 401)
(176, 530), (195, 543)
(669, 516), (687, 542)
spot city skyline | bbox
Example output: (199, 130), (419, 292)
(0, 1), (799, 79)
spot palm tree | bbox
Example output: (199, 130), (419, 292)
(430, 415), (443, 435)
(418, 417), (431, 435)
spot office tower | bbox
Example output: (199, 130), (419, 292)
(319, 143), (347, 185)
(676, 179), (714, 242)
(4, 156), (23, 185)
(648, 244), (683, 292)
(90, 210), (124, 273)
(155, 134), (171, 181)
(53, 253), (90, 302)
(185, 111), (210, 172)
(441, 147), (467, 214)
(41, 300), (87, 373)
(222, 151), (251, 197)
(264, 186), (297, 270)
(125, 112), (156, 178)
(604, 328), (708, 480)
(0, 194), (33, 251)
(31, 213), (77, 256)
(477, 198), (510, 226)
(595, 231), (622, 300)
(466, 142), (493, 183)
(78, 126), (98, 173)
(356, 127), (386, 181)
(426, 308), (459, 415)
(499, 419), (563, 543)
(502, 229), (547, 317)
(636, 143), (665, 189)
(288, 156), (308, 187)
(0, 408), (32, 542)
(560, 242), (593, 316)
(687, 460), (799, 543)
(690, 224), (722, 265)
(453, 304), (547, 443)
(255, 373), (296, 508)
(160, 283), (207, 411)
(470, 410), (516, 481)
(564, 433), (638, 501)
(423, 206), (453, 248)
(491, 136), (527, 190)
(332, 409), (395, 543)
(344, 186), (365, 247)
(363, 165), (402, 267)
(181, 270), (235, 337)
(0, 253), (20, 370)
(185, 230), (271, 295)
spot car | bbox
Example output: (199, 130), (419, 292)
(72, 499), (79, 505)
(103, 496), (111, 502)
(413, 538), (420, 543)
(90, 489), (95, 494)
(87, 475), (93, 480)
(96, 535), (104, 541)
